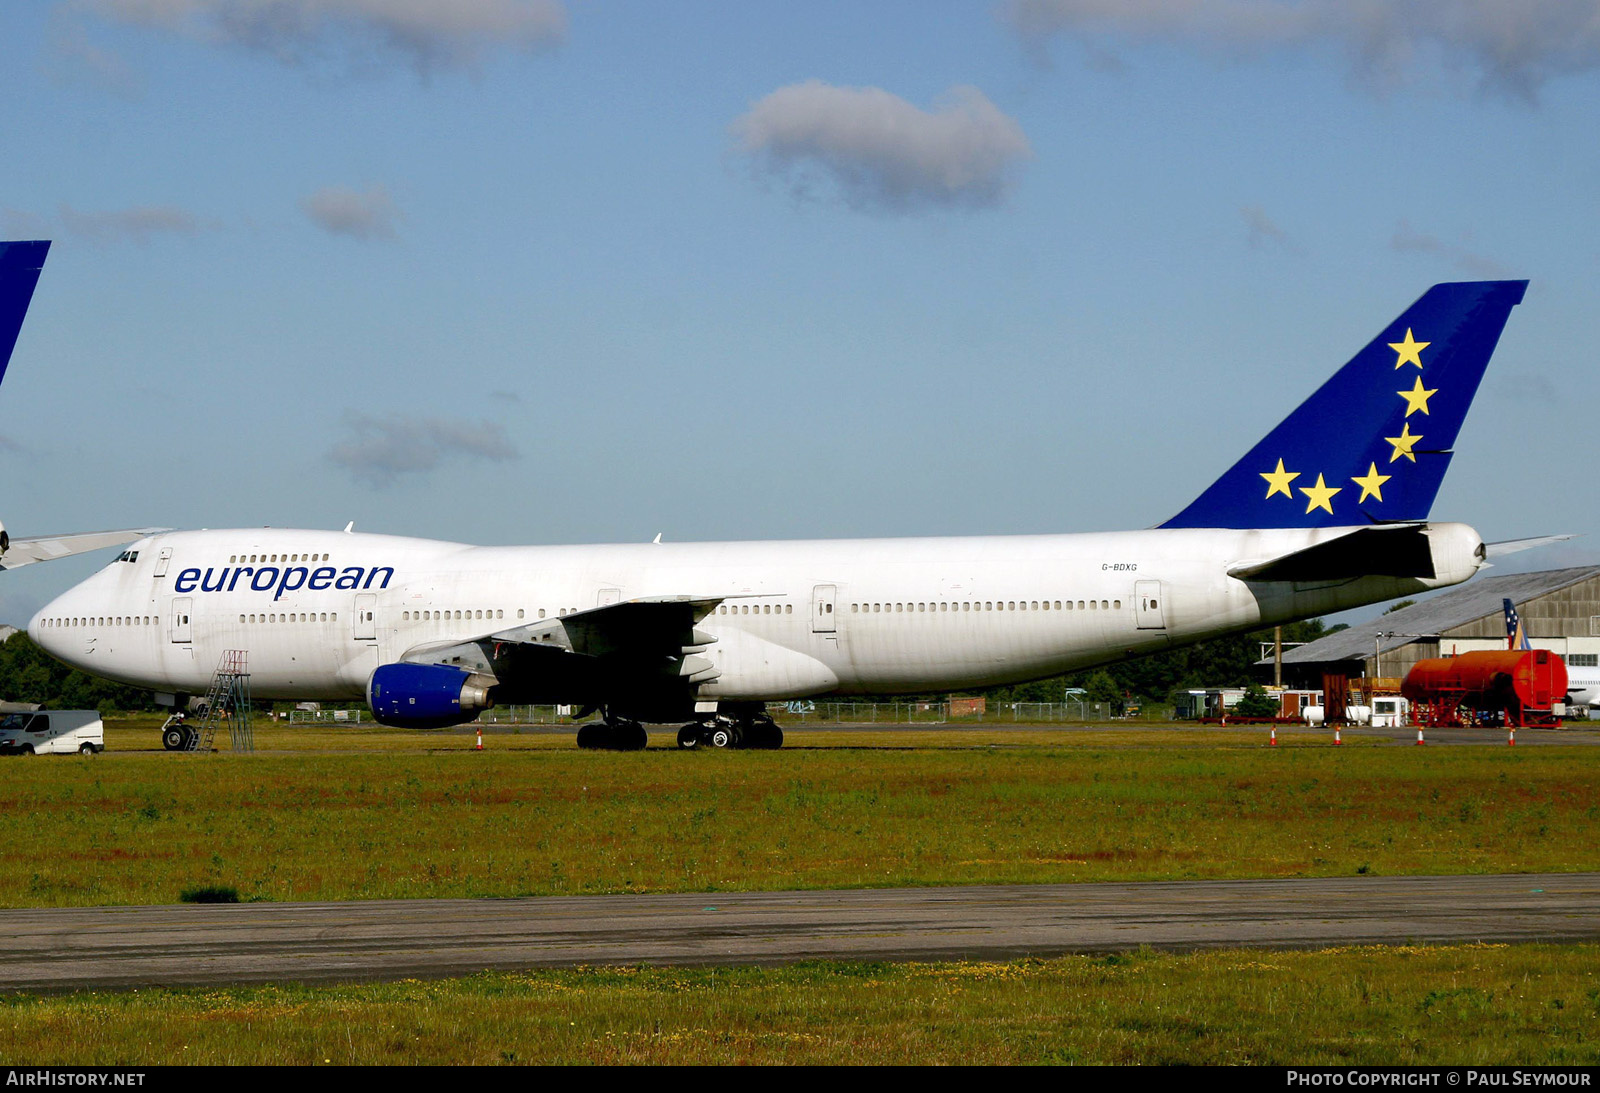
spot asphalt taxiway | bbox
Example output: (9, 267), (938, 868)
(2, 872), (1595, 992)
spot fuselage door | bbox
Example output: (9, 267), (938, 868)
(811, 584), (837, 634)
(170, 597), (192, 643)
(1135, 580), (1167, 630)
(354, 593), (376, 641)
(154, 548), (172, 578)
(597, 588), (621, 607)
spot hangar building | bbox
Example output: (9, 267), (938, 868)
(1262, 566), (1600, 689)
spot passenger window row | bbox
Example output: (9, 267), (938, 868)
(41, 616), (155, 628)
(404, 610), (508, 622)
(229, 553), (333, 564)
(240, 612), (336, 623)
(716, 604), (793, 615)
(849, 600), (1118, 613)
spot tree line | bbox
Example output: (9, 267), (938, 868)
(0, 615), (1346, 715)
(979, 617), (1343, 706)
(0, 634), (162, 714)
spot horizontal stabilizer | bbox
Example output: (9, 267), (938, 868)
(1227, 524), (1438, 582)
(1484, 534), (1574, 558)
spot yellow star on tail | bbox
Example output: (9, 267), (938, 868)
(1351, 462), (1391, 504)
(1389, 328), (1429, 369)
(1299, 473), (1341, 515)
(1386, 422), (1423, 463)
(1260, 458), (1299, 499)
(1397, 376), (1437, 417)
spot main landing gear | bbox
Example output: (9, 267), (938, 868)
(575, 716), (648, 752)
(676, 712), (783, 750)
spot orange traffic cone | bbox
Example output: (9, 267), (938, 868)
(1269, 725), (1277, 747)
(1508, 728), (1516, 747)
(475, 728), (483, 751)
(1334, 726), (1342, 746)
(1416, 726), (1426, 746)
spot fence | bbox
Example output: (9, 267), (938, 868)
(286, 700), (1126, 726)
(777, 700), (1119, 723)
(287, 706), (583, 726)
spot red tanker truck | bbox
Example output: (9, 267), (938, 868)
(1401, 649), (1568, 728)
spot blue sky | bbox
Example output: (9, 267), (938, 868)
(2, 1), (1598, 626)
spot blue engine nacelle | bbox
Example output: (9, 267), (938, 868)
(367, 663), (493, 729)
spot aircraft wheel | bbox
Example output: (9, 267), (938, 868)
(162, 726), (186, 751)
(676, 725), (701, 750)
(617, 722), (648, 751)
(709, 724), (736, 749)
(576, 724), (602, 749)
(743, 719), (782, 749)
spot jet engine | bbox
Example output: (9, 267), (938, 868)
(367, 663), (493, 729)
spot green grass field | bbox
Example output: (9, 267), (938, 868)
(0, 718), (1591, 908)
(2, 944), (1597, 1065)
(2, 720), (1595, 1065)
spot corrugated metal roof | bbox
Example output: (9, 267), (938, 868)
(1268, 566), (1600, 665)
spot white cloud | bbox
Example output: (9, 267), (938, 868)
(1, 209), (49, 239)
(50, 22), (145, 98)
(731, 80), (1032, 214)
(328, 411), (519, 487)
(58, 204), (207, 244)
(87, 0), (567, 75)
(1003, 0), (1600, 101)
(300, 184), (398, 241)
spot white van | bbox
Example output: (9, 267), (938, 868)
(0, 711), (104, 755)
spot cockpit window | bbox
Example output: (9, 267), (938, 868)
(112, 551), (140, 564)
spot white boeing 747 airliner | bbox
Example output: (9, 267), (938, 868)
(31, 280), (1531, 749)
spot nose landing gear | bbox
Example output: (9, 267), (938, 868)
(159, 714), (197, 752)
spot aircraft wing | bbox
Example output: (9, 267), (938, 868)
(0, 528), (170, 571)
(398, 596), (728, 697)
(495, 596), (724, 657)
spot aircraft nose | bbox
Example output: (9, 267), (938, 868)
(29, 596), (67, 655)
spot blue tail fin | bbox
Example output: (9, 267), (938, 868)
(0, 240), (51, 390)
(1504, 598), (1531, 651)
(1161, 280), (1527, 529)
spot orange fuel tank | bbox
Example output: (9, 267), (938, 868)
(1401, 649), (1568, 711)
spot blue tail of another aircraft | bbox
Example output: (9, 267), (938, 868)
(1162, 280), (1527, 529)
(0, 240), (51, 391)
(1504, 598), (1532, 651)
